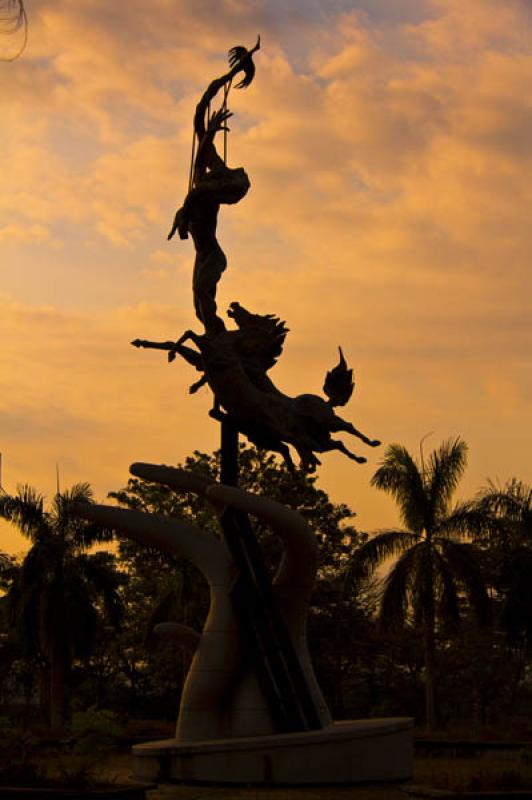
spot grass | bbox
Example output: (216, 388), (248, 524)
(8, 748), (531, 798)
(414, 752), (532, 792)
(147, 786), (406, 800)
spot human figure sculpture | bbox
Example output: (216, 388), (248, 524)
(168, 109), (249, 333)
(168, 39), (259, 333)
(136, 39), (381, 470)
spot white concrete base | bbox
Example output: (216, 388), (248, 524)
(132, 718), (414, 785)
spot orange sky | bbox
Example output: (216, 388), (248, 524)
(1, 0), (531, 553)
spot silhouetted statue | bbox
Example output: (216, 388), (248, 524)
(73, 39), (414, 785)
(133, 303), (380, 471)
(134, 37), (381, 470)
(168, 38), (260, 333)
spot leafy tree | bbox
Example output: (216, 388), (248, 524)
(110, 445), (360, 566)
(0, 484), (124, 730)
(0, 552), (20, 711)
(308, 573), (378, 719)
(476, 479), (532, 649)
(351, 438), (491, 730)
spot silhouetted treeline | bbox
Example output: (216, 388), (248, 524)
(1, 441), (531, 736)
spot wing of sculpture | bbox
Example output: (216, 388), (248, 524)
(323, 346), (354, 407)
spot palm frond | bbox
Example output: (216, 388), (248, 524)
(72, 519), (117, 548)
(379, 542), (425, 631)
(0, 485), (45, 539)
(476, 479), (532, 540)
(431, 547), (460, 630)
(427, 438), (467, 519)
(54, 484), (116, 547)
(350, 528), (420, 578)
(435, 501), (497, 541)
(500, 547), (532, 648)
(7, 542), (52, 655)
(437, 539), (491, 627)
(371, 445), (427, 532)
(52, 482), (93, 519)
(73, 552), (124, 626)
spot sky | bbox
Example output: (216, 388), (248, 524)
(1, 0), (531, 553)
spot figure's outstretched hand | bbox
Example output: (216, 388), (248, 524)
(208, 107), (233, 134)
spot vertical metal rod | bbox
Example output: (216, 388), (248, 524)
(220, 418), (239, 487)
(223, 82), (229, 165)
(188, 127), (197, 191)
(218, 418), (322, 732)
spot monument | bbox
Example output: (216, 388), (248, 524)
(74, 39), (413, 785)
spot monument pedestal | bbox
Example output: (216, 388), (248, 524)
(132, 718), (414, 785)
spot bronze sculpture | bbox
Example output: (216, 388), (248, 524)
(134, 309), (380, 471)
(135, 37), (380, 470)
(72, 39), (414, 784)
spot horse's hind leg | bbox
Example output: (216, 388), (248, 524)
(330, 439), (367, 464)
(335, 419), (380, 447)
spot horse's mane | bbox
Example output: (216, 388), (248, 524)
(228, 301), (288, 373)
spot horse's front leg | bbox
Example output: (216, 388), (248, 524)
(175, 329), (196, 347)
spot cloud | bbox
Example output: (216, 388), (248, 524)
(1, 0), (531, 540)
(0, 223), (62, 248)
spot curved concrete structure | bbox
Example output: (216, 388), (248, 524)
(74, 466), (331, 740)
(132, 718), (414, 784)
(73, 465), (414, 783)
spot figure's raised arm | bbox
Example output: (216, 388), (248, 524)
(193, 108), (233, 180)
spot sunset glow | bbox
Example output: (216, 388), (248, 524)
(1, 0), (531, 551)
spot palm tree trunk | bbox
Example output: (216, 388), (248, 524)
(49, 635), (66, 731)
(39, 664), (50, 724)
(423, 545), (437, 731)
(424, 619), (436, 731)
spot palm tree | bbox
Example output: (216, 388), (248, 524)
(476, 479), (532, 648)
(352, 438), (491, 730)
(0, 483), (123, 730)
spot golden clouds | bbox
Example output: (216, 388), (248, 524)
(0, 223), (62, 248)
(1, 0), (531, 550)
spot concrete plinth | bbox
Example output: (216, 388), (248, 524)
(132, 718), (414, 785)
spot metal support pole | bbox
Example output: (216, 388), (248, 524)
(218, 418), (322, 733)
(220, 418), (239, 486)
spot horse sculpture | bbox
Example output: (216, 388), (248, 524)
(133, 301), (380, 471)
